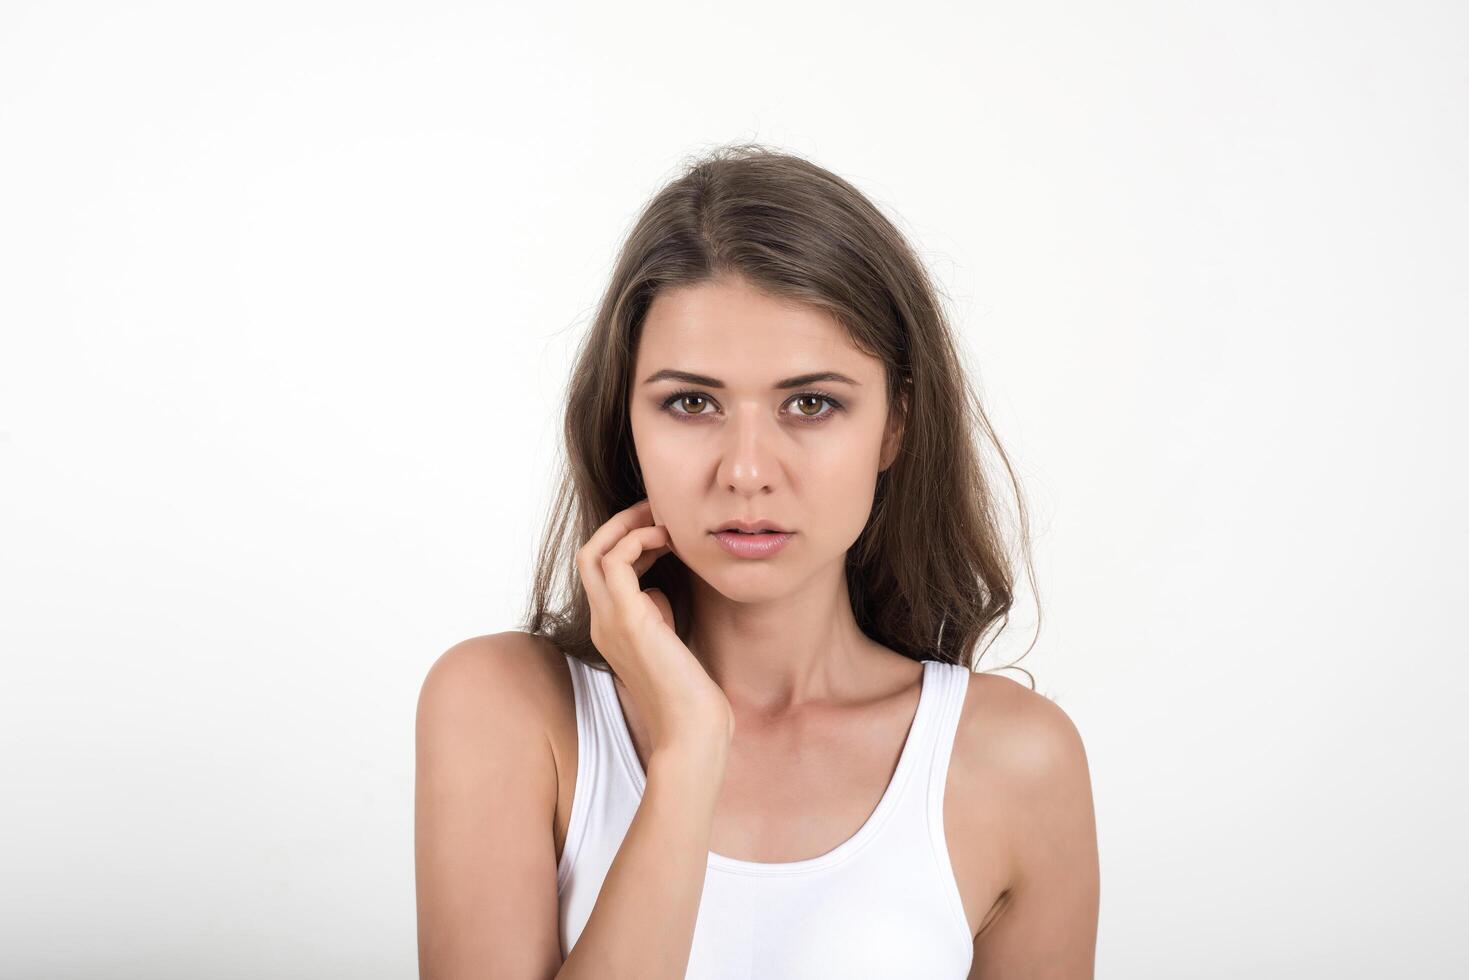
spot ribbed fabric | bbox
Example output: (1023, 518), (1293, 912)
(556, 653), (975, 978)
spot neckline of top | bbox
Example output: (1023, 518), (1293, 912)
(591, 658), (945, 877)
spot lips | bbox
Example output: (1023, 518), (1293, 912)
(714, 519), (792, 534)
(712, 527), (795, 558)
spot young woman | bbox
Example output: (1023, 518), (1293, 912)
(416, 144), (1099, 979)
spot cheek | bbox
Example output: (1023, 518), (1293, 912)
(631, 413), (679, 480)
(640, 435), (688, 473)
(805, 441), (885, 536)
(634, 436), (699, 532)
(820, 470), (881, 531)
(639, 442), (697, 509)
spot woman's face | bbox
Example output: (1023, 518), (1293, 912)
(628, 274), (904, 601)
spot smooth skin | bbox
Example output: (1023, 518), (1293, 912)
(416, 273), (1099, 978)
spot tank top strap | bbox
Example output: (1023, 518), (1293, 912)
(556, 652), (620, 892)
(564, 652), (631, 774)
(920, 659), (973, 940)
(921, 659), (972, 811)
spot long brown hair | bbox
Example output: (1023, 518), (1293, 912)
(520, 142), (1039, 686)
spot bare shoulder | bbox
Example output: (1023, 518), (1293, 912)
(415, 631), (574, 977)
(952, 671), (1094, 869)
(950, 670), (1100, 974)
(957, 671), (1091, 789)
(416, 630), (570, 732)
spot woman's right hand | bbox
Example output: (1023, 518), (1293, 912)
(576, 498), (735, 756)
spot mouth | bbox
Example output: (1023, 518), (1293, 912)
(711, 524), (796, 558)
(713, 521), (793, 535)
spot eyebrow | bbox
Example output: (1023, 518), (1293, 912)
(641, 369), (862, 389)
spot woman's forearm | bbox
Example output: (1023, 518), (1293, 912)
(556, 738), (728, 980)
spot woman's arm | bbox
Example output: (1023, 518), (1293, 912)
(558, 738), (728, 979)
(415, 632), (729, 980)
(415, 636), (564, 979)
(968, 680), (1100, 979)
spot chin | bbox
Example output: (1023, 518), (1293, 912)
(705, 579), (794, 605)
(685, 552), (794, 601)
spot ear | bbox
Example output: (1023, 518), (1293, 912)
(878, 385), (908, 473)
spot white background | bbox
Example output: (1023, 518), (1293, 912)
(3, 2), (1465, 977)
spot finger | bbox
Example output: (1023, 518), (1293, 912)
(577, 499), (654, 611)
(630, 533), (673, 577)
(584, 499), (654, 565)
(601, 524), (670, 621)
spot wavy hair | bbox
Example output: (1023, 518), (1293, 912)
(520, 142), (1038, 686)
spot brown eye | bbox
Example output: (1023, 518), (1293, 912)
(659, 389), (721, 418)
(679, 394), (710, 414)
(793, 395), (824, 416)
(660, 389), (841, 422)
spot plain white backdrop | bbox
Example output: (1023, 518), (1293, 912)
(2, 1), (1465, 977)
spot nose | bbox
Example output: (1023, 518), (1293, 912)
(716, 404), (779, 497)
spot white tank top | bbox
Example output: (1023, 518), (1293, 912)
(556, 652), (975, 978)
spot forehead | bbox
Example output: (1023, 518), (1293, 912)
(636, 277), (872, 376)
